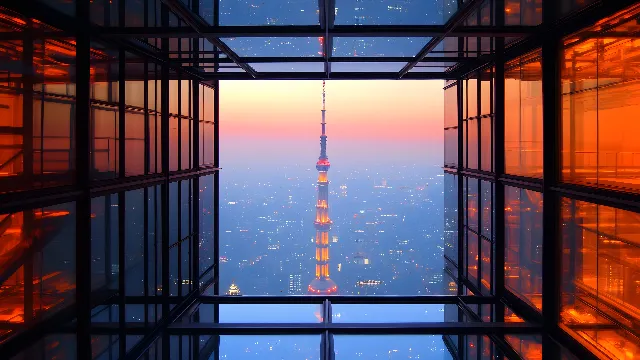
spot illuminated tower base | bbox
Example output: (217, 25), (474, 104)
(309, 278), (337, 295)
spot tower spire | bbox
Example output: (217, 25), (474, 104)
(309, 81), (337, 295)
(320, 80), (327, 159)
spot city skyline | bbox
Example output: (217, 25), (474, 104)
(219, 80), (445, 298)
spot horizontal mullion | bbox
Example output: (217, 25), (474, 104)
(165, 321), (541, 335)
(94, 25), (536, 38)
(199, 72), (456, 80)
(199, 295), (493, 304)
(553, 182), (640, 213)
(499, 175), (543, 192)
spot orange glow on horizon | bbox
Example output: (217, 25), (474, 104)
(220, 80), (444, 142)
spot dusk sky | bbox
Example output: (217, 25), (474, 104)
(220, 80), (444, 169)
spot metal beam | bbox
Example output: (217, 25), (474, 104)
(203, 56), (475, 64)
(199, 71), (457, 80)
(159, 0), (257, 77)
(199, 295), (494, 304)
(93, 25), (536, 38)
(166, 322), (542, 336)
(398, 0), (486, 78)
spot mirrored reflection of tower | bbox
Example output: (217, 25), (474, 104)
(309, 81), (338, 295)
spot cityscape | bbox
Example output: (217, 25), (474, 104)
(218, 81), (445, 298)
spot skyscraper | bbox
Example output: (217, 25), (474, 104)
(288, 274), (302, 295)
(308, 81), (338, 295)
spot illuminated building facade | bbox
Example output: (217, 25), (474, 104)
(1, 0), (639, 359)
(226, 282), (241, 296)
(309, 81), (338, 295)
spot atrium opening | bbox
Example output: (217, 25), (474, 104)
(1, 0), (639, 359)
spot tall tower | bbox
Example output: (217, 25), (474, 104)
(309, 81), (338, 295)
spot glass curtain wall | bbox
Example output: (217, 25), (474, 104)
(0, 2), (218, 358)
(446, 2), (640, 359)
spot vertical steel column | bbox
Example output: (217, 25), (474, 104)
(118, 15), (125, 179)
(75, 0), (92, 356)
(213, 3), (221, 359)
(456, 78), (464, 295)
(22, 20), (35, 324)
(144, 59), (150, 175)
(213, 80), (220, 297)
(192, 81), (200, 280)
(177, 180), (182, 297)
(117, 32), (127, 357)
(541, 1), (562, 358)
(22, 20), (33, 185)
(178, 75), (182, 171)
(455, 77), (465, 359)
(160, 4), (171, 360)
(212, 79), (221, 360)
(190, 0), (201, 347)
(493, 0), (506, 325)
(144, 186), (150, 325)
(118, 191), (126, 358)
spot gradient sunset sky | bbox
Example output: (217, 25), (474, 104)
(220, 80), (444, 170)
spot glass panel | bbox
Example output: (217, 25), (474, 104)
(468, 230), (479, 283)
(199, 175), (215, 279)
(467, 78), (478, 119)
(444, 127), (458, 167)
(221, 37), (321, 57)
(335, 0), (446, 25)
(444, 173), (458, 266)
(560, 0), (597, 17)
(505, 51), (543, 178)
(505, 0), (542, 26)
(124, 112), (145, 176)
(219, 336), (321, 359)
(169, 116), (179, 171)
(481, 238), (492, 293)
(481, 181), (493, 240)
(480, 117), (492, 172)
(124, 189), (144, 296)
(467, 178), (478, 232)
(505, 335), (543, 359)
(219, 304), (323, 323)
(0, 204), (75, 338)
(444, 85), (458, 128)
(332, 304), (444, 323)
(91, 195), (118, 291)
(561, 9), (640, 193)
(251, 62), (324, 73)
(333, 37), (430, 57)
(561, 198), (640, 360)
(468, 118), (478, 169)
(9, 334), (76, 359)
(334, 335), (447, 358)
(505, 186), (543, 311)
(220, 1), (320, 26)
(410, 65), (451, 72)
(331, 62), (407, 72)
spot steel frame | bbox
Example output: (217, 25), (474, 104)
(2, 0), (639, 359)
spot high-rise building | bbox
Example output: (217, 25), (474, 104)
(288, 274), (302, 295)
(308, 81), (338, 295)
